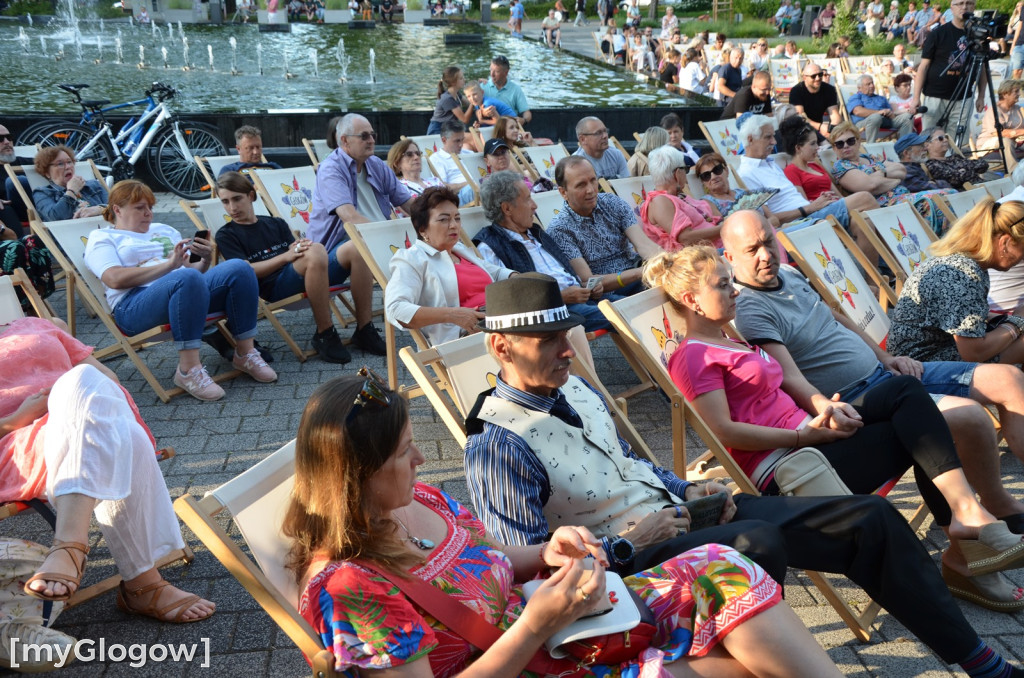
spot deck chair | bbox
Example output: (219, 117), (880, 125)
(862, 141), (899, 163)
(593, 31), (613, 62)
(776, 217), (894, 345)
(600, 176), (656, 209)
(698, 118), (744, 158)
(843, 55), (878, 78)
(452, 152), (490, 205)
(13, 144), (37, 158)
(531, 190), (566, 229)
(609, 136), (632, 161)
(837, 84), (859, 124)
(850, 201), (936, 293)
(301, 138), (331, 169)
(514, 144), (569, 182)
(935, 186), (989, 224)
(768, 57), (801, 100)
(966, 177), (1016, 201)
(722, 155), (749, 190)
(458, 205), (490, 242)
(401, 135), (444, 161)
(30, 215), (242, 402)
(248, 166), (319, 237)
(598, 285), (926, 643)
(173, 441), (341, 678)
(684, 162), (740, 199)
(5, 159), (105, 222)
(468, 126), (495, 151)
(817, 146), (838, 175)
(193, 154), (249, 198)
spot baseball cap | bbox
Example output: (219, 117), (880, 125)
(484, 137), (511, 155)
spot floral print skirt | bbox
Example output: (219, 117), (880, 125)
(880, 188), (957, 236)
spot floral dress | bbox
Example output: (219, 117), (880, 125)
(832, 154), (955, 235)
(300, 484), (781, 678)
(925, 155), (989, 190)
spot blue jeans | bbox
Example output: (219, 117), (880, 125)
(268, 242), (350, 301)
(113, 259), (260, 350)
(1012, 45), (1024, 73)
(840, 361), (976, 404)
(568, 300), (613, 333)
(808, 198), (851, 230)
(426, 120), (443, 135)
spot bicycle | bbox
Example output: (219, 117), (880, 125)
(29, 83), (227, 199)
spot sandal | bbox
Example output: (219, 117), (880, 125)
(942, 564), (1024, 613)
(22, 540), (89, 602)
(998, 513), (1024, 535)
(958, 521), (1024, 576)
(115, 580), (214, 624)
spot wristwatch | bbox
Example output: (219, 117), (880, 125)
(607, 536), (635, 569)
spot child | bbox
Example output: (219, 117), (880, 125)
(464, 83), (516, 127)
(360, 0), (372, 20)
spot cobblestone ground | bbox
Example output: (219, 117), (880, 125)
(5, 189), (1024, 677)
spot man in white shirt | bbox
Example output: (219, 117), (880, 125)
(572, 115), (629, 179)
(429, 120), (472, 194)
(736, 114), (876, 228)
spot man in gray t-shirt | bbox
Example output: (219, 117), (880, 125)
(721, 210), (1024, 543)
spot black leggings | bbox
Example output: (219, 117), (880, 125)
(767, 375), (961, 526)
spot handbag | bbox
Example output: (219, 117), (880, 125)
(772, 447), (852, 497)
(356, 559), (656, 676)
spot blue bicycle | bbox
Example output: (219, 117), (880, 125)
(21, 83), (227, 199)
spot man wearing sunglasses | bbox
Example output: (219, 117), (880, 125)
(789, 64), (842, 139)
(0, 123), (33, 230)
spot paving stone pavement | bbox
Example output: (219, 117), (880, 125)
(6, 193), (1024, 678)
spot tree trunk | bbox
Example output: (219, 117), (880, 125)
(647, 0), (658, 21)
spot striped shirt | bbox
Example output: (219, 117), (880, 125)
(463, 376), (692, 554)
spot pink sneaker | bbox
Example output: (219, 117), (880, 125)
(173, 365), (225, 401)
(233, 348), (278, 383)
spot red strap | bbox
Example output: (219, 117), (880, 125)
(355, 561), (580, 677)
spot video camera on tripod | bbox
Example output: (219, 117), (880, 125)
(963, 10), (1008, 54)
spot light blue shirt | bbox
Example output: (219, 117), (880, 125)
(482, 78), (531, 116)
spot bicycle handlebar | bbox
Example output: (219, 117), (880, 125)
(146, 82), (178, 101)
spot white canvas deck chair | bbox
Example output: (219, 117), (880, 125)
(402, 134), (444, 161)
(469, 125), (495, 151)
(458, 205), (490, 242)
(514, 144), (569, 182)
(843, 55), (878, 78)
(684, 162), (740, 199)
(609, 136), (632, 161)
(776, 217), (894, 345)
(768, 57), (801, 100)
(862, 141), (899, 163)
(850, 201), (937, 294)
(600, 176), (656, 210)
(193, 154), (250, 198)
(698, 118), (744, 158)
(344, 217), (430, 392)
(173, 441), (342, 678)
(301, 138), (331, 169)
(935, 186), (989, 224)
(452, 152), (490, 205)
(30, 215), (242, 402)
(531, 189), (566, 229)
(967, 177), (1016, 201)
(248, 166), (319, 237)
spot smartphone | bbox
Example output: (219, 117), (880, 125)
(189, 230), (210, 263)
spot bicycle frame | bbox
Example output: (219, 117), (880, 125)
(76, 100), (175, 168)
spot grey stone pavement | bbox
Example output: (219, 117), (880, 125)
(3, 27), (1024, 677)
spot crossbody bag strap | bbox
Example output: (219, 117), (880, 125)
(354, 560), (583, 677)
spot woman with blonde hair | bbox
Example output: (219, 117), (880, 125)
(493, 115), (535, 148)
(638, 146), (720, 250)
(889, 197), (1024, 364)
(286, 373), (846, 678)
(426, 66), (475, 136)
(386, 139), (444, 199)
(83, 180), (275, 401)
(627, 126), (669, 176)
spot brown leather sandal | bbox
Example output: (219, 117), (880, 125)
(115, 580), (214, 624)
(23, 540), (89, 602)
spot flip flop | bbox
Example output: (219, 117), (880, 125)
(23, 541), (89, 602)
(942, 564), (1024, 613)
(959, 521), (1024, 576)
(115, 580), (214, 624)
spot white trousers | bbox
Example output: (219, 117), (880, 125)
(43, 365), (184, 580)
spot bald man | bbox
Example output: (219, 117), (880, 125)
(721, 72), (774, 120)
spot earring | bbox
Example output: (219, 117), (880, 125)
(694, 305), (704, 316)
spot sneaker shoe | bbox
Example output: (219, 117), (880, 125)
(202, 330), (274, 363)
(351, 322), (388, 356)
(0, 622), (78, 672)
(311, 326), (352, 364)
(233, 348), (278, 383)
(173, 365), (225, 401)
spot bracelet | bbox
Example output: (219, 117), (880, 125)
(798, 206), (807, 218)
(617, 272), (625, 288)
(539, 541), (548, 564)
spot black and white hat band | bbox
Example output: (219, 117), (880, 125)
(484, 305), (572, 331)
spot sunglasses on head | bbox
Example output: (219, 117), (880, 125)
(833, 137), (858, 149)
(698, 164), (727, 182)
(346, 366), (391, 424)
(345, 131), (377, 142)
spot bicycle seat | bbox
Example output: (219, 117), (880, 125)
(81, 99), (111, 109)
(58, 83), (90, 93)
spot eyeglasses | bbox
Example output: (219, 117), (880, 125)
(806, 72), (824, 80)
(345, 131), (377, 142)
(833, 137), (858, 149)
(0, 135), (11, 143)
(346, 366), (391, 424)
(581, 128), (610, 137)
(403, 150), (422, 158)
(698, 164), (727, 182)
(49, 160), (74, 169)
(756, 42), (768, 47)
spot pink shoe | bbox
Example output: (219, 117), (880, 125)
(173, 365), (225, 401)
(233, 348), (278, 383)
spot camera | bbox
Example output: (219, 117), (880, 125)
(964, 11), (1008, 50)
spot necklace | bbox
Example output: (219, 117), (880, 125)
(394, 513), (435, 551)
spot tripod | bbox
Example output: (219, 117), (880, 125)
(936, 39), (1013, 170)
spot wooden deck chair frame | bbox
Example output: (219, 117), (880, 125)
(598, 286), (926, 643)
(934, 186), (990, 225)
(609, 136), (631, 161)
(193, 154), (266, 198)
(30, 215), (242, 402)
(173, 441), (342, 678)
(301, 138), (331, 169)
(513, 144), (569, 183)
(698, 118), (744, 158)
(768, 57), (801, 100)
(452, 152), (490, 205)
(850, 201), (937, 293)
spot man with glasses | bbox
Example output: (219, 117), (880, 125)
(0, 123), (32, 231)
(483, 55), (532, 125)
(573, 116), (629, 180)
(847, 74), (915, 142)
(789, 64), (842, 139)
(912, 0), (986, 137)
(721, 71), (774, 119)
(218, 125), (282, 177)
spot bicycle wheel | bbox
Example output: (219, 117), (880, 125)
(37, 123), (116, 173)
(152, 122), (227, 199)
(16, 119), (78, 146)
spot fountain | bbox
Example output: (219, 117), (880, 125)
(367, 47), (376, 84)
(309, 48), (318, 79)
(335, 37), (350, 83)
(99, 18), (104, 33)
(138, 44), (145, 69)
(150, 20), (157, 38)
(26, 13), (32, 26)
(229, 35), (239, 75)
(178, 21), (185, 42)
(166, 23), (173, 41)
(95, 35), (103, 63)
(73, 28), (83, 61)
(283, 49), (294, 79)
(256, 41), (263, 76)
(38, 35), (46, 57)
(18, 27), (28, 52)
(115, 33), (123, 64)
(207, 44), (214, 71)
(161, 46), (169, 68)
(182, 36), (190, 70)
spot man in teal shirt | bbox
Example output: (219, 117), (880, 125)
(483, 55), (533, 124)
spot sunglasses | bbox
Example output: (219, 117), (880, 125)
(930, 134), (947, 142)
(806, 73), (824, 80)
(345, 131), (377, 142)
(698, 164), (727, 182)
(346, 366), (391, 424)
(0, 135), (11, 143)
(833, 137), (858, 149)
(403, 150), (422, 158)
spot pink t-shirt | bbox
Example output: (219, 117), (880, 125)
(454, 256), (490, 310)
(669, 338), (809, 476)
(639, 190), (721, 251)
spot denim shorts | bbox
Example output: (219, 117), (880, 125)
(841, 361), (976, 404)
(1012, 46), (1024, 73)
(268, 242), (350, 302)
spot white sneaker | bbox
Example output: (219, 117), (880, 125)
(173, 365), (226, 401)
(232, 348), (278, 383)
(0, 622), (77, 672)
